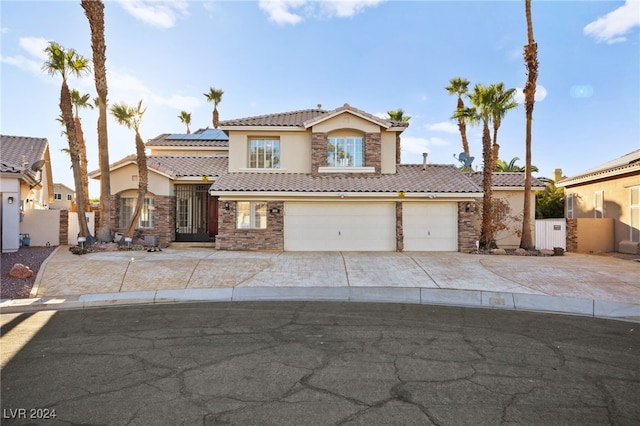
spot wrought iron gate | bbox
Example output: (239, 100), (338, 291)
(175, 184), (214, 242)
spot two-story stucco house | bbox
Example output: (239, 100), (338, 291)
(209, 104), (483, 251)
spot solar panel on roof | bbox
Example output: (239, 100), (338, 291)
(166, 129), (228, 141)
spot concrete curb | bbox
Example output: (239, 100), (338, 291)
(2, 287), (639, 323)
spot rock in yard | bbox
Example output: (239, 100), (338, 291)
(490, 248), (507, 255)
(9, 263), (34, 279)
(514, 248), (528, 256)
(540, 249), (555, 256)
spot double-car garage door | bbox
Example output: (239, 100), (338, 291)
(284, 202), (457, 251)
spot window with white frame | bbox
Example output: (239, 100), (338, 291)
(327, 136), (363, 167)
(594, 191), (604, 218)
(236, 201), (267, 229)
(249, 139), (280, 168)
(631, 186), (640, 242)
(67, 194), (73, 201)
(566, 194), (574, 219)
(54, 193), (62, 200)
(119, 197), (155, 228)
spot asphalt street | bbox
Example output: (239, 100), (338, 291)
(1, 302), (639, 425)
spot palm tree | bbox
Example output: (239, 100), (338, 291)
(490, 82), (518, 165)
(71, 89), (94, 212)
(446, 77), (471, 156)
(82, 0), (112, 243)
(520, 0), (539, 250)
(110, 100), (148, 239)
(178, 110), (192, 134)
(387, 109), (411, 122)
(494, 156), (539, 172)
(387, 109), (411, 164)
(203, 87), (224, 128)
(455, 83), (497, 249)
(42, 41), (93, 241)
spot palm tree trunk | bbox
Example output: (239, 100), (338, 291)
(480, 120), (495, 249)
(457, 97), (470, 155)
(213, 107), (219, 129)
(126, 131), (148, 238)
(61, 81), (92, 242)
(82, 0), (112, 243)
(74, 116), (91, 212)
(520, 0), (538, 250)
(492, 120), (500, 168)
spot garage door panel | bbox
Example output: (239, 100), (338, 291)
(403, 203), (458, 251)
(285, 203), (395, 251)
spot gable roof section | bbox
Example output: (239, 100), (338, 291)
(89, 155), (228, 180)
(558, 149), (640, 187)
(219, 104), (409, 130)
(146, 128), (228, 148)
(210, 164), (480, 194)
(467, 172), (547, 189)
(0, 134), (48, 181)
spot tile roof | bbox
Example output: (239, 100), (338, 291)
(210, 164), (481, 194)
(0, 134), (49, 180)
(219, 104), (409, 129)
(146, 128), (228, 148)
(558, 149), (640, 186)
(90, 155), (228, 179)
(467, 172), (547, 188)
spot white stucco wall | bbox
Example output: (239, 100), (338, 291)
(228, 130), (311, 173)
(1, 177), (21, 252)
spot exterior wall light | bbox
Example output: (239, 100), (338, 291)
(8, 196), (14, 204)
(224, 202), (230, 211)
(465, 202), (471, 212)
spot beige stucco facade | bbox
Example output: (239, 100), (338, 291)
(109, 163), (173, 197)
(563, 173), (639, 252)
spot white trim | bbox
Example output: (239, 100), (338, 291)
(557, 163), (640, 187)
(219, 126), (307, 132)
(318, 167), (375, 174)
(210, 191), (483, 200)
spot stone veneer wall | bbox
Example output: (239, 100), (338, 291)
(110, 194), (175, 247)
(566, 218), (578, 252)
(458, 201), (479, 252)
(396, 201), (404, 251)
(311, 132), (382, 177)
(216, 201), (284, 250)
(59, 210), (68, 245)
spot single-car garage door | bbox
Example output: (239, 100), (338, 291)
(403, 202), (458, 251)
(284, 202), (396, 251)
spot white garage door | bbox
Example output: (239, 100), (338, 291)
(284, 202), (396, 251)
(403, 202), (458, 251)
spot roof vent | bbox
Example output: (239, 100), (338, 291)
(422, 152), (428, 170)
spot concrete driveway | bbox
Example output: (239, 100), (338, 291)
(2, 247), (638, 320)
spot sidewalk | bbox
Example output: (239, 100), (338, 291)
(2, 246), (639, 321)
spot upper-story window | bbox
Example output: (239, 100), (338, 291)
(250, 139), (280, 168)
(54, 193), (62, 200)
(67, 194), (73, 201)
(327, 136), (363, 167)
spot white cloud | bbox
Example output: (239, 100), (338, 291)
(19, 37), (49, 61)
(514, 84), (547, 103)
(0, 54), (42, 75)
(1, 27), (9, 34)
(584, 0), (640, 44)
(115, 0), (188, 29)
(401, 136), (451, 159)
(0, 37), (50, 77)
(425, 121), (458, 133)
(151, 93), (201, 111)
(258, 0), (384, 25)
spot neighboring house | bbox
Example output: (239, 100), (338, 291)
(467, 172), (547, 249)
(0, 134), (54, 252)
(89, 128), (229, 244)
(209, 104), (483, 251)
(557, 149), (640, 254)
(50, 183), (76, 210)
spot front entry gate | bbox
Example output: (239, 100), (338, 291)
(175, 184), (218, 242)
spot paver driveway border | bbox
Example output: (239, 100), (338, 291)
(1, 246), (638, 321)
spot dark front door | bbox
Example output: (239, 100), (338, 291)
(175, 184), (213, 242)
(208, 196), (218, 239)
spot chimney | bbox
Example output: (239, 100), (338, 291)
(553, 168), (562, 182)
(422, 152), (428, 170)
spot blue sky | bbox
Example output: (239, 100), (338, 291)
(1, 0), (639, 197)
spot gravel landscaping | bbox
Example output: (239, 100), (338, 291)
(1, 246), (56, 299)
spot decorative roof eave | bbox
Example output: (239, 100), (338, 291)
(209, 189), (483, 199)
(557, 163), (640, 187)
(218, 125), (308, 132)
(303, 104), (392, 129)
(88, 156), (175, 180)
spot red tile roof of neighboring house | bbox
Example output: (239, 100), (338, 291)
(219, 104), (409, 129)
(467, 172), (547, 188)
(210, 164), (481, 194)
